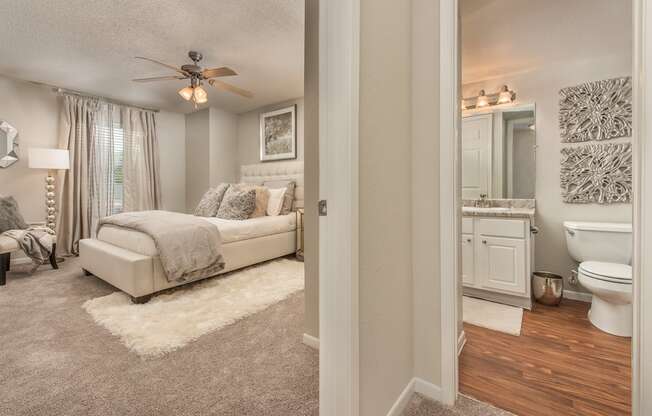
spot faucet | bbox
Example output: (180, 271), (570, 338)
(475, 194), (490, 208)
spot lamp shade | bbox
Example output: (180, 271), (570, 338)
(28, 148), (70, 170)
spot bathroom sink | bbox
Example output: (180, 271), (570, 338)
(462, 207), (511, 213)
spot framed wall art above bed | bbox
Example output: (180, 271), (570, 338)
(259, 105), (297, 161)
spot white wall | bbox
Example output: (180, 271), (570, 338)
(209, 107), (238, 187)
(359, 0), (414, 414)
(0, 77), (59, 223)
(157, 110), (187, 212)
(185, 107), (238, 211)
(185, 109), (210, 212)
(304, 0), (319, 339)
(0, 75), (186, 222)
(236, 98), (304, 167)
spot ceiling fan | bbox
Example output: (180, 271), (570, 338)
(132, 51), (253, 107)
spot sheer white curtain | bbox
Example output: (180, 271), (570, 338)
(59, 95), (163, 249)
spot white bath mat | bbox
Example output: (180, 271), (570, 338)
(83, 258), (304, 357)
(463, 296), (523, 336)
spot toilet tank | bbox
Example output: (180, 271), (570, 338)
(563, 221), (632, 264)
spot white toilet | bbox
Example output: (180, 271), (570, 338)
(563, 221), (633, 337)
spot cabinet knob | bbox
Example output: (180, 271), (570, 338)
(482, 240), (487, 244)
(466, 238), (472, 243)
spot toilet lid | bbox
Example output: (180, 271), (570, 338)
(580, 261), (632, 282)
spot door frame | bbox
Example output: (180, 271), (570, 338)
(318, 0), (360, 415)
(440, 0), (652, 413)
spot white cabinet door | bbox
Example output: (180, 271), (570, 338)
(478, 236), (526, 295)
(462, 114), (493, 199)
(461, 234), (475, 286)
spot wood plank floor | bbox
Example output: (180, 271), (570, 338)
(459, 299), (631, 416)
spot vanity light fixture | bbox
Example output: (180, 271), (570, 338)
(497, 85), (514, 104)
(462, 85), (516, 110)
(475, 90), (490, 108)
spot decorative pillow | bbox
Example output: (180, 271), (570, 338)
(264, 180), (296, 215)
(235, 184), (270, 218)
(266, 188), (287, 216)
(0, 196), (28, 233)
(194, 183), (230, 217)
(216, 188), (257, 220)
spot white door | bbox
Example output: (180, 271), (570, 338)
(462, 114), (493, 199)
(477, 236), (526, 295)
(461, 234), (475, 286)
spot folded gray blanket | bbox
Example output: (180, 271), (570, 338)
(98, 211), (225, 282)
(3, 227), (54, 272)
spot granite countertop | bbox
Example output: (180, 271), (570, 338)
(462, 199), (535, 221)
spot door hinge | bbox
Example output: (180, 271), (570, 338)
(318, 200), (327, 216)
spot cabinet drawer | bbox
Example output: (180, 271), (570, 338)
(462, 217), (474, 234)
(478, 218), (526, 239)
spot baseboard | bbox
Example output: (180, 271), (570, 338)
(386, 377), (442, 416)
(457, 330), (467, 356)
(413, 377), (442, 402)
(564, 290), (592, 303)
(302, 333), (320, 350)
(386, 378), (416, 416)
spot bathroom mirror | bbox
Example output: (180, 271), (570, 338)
(461, 104), (536, 199)
(0, 120), (19, 168)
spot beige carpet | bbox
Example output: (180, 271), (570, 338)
(0, 258), (318, 416)
(463, 296), (523, 336)
(83, 258), (304, 357)
(403, 394), (515, 416)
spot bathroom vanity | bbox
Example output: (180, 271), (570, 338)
(461, 103), (537, 309)
(461, 201), (536, 309)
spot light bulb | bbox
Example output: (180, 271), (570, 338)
(178, 86), (194, 101)
(193, 86), (208, 104)
(475, 90), (489, 108)
(497, 85), (513, 104)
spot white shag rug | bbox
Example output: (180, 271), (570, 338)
(83, 258), (304, 357)
(463, 296), (523, 336)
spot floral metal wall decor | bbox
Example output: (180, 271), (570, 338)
(559, 77), (632, 143)
(560, 143), (632, 204)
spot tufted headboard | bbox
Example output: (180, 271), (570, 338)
(240, 161), (304, 210)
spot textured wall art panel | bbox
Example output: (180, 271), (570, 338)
(559, 77), (632, 143)
(560, 143), (632, 204)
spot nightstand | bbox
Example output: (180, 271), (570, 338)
(296, 208), (304, 261)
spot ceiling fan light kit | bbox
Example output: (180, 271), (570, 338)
(134, 51), (253, 107)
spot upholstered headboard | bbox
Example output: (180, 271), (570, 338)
(240, 161), (304, 210)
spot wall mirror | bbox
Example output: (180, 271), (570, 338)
(462, 104), (536, 199)
(0, 120), (19, 168)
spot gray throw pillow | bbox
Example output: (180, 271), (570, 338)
(194, 183), (230, 217)
(216, 188), (257, 220)
(0, 196), (28, 233)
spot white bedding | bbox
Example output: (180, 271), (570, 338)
(97, 213), (297, 257)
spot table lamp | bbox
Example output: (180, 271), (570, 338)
(28, 148), (70, 233)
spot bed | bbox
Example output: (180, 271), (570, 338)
(79, 161), (304, 302)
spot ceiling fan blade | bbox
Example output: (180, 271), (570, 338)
(132, 75), (186, 82)
(135, 56), (187, 76)
(209, 79), (254, 98)
(202, 67), (238, 78)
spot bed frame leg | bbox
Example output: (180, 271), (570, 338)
(0, 253), (9, 286)
(130, 294), (153, 304)
(49, 243), (59, 270)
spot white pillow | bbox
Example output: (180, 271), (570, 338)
(266, 188), (287, 216)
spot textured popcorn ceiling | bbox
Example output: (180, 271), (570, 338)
(0, 0), (304, 114)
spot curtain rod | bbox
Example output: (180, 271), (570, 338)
(29, 81), (160, 113)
